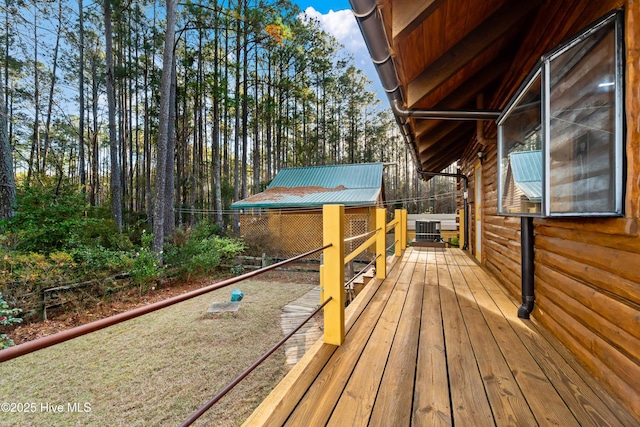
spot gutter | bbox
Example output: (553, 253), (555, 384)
(349, 0), (536, 317)
(349, 0), (493, 252)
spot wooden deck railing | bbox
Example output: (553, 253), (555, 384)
(1, 204), (408, 425)
(321, 205), (407, 345)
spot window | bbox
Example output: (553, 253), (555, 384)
(497, 11), (623, 217)
(499, 72), (543, 215)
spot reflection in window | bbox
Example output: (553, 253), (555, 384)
(548, 22), (617, 213)
(499, 73), (543, 215)
(497, 12), (622, 217)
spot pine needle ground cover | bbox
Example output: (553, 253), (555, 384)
(0, 279), (317, 426)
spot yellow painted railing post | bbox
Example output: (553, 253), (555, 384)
(402, 209), (408, 250)
(323, 204), (345, 345)
(375, 208), (386, 279)
(394, 209), (402, 257)
(319, 263), (324, 304)
(458, 208), (465, 249)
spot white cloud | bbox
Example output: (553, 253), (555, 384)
(299, 7), (386, 106)
(301, 7), (366, 52)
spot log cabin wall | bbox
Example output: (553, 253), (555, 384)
(458, 0), (640, 417)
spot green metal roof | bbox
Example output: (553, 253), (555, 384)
(231, 163), (384, 209)
(509, 150), (542, 202)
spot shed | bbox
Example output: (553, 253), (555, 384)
(502, 150), (542, 213)
(231, 163), (385, 259)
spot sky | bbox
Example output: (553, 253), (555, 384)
(293, 1), (352, 14)
(292, 1), (387, 106)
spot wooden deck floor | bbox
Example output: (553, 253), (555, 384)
(245, 248), (637, 426)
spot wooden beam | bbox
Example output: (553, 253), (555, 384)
(420, 134), (471, 172)
(423, 151), (464, 173)
(392, 0), (446, 42)
(419, 125), (474, 163)
(414, 58), (510, 137)
(417, 121), (463, 153)
(406, 0), (543, 108)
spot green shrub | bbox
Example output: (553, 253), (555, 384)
(0, 292), (22, 349)
(0, 250), (80, 290)
(2, 181), (132, 254)
(69, 246), (133, 276)
(132, 232), (161, 288)
(165, 221), (245, 278)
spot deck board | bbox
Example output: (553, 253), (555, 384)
(438, 253), (495, 427)
(367, 265), (423, 426)
(243, 248), (636, 427)
(449, 262), (538, 426)
(285, 257), (412, 426)
(469, 266), (635, 427)
(326, 274), (412, 426)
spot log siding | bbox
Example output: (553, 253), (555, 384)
(458, 0), (639, 418)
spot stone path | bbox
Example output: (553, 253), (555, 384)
(281, 286), (323, 365)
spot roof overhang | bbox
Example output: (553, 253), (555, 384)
(350, 0), (545, 175)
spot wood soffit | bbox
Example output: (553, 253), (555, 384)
(379, 0), (546, 171)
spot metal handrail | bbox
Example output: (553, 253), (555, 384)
(0, 244), (331, 363)
(345, 254), (380, 287)
(387, 240), (399, 253)
(386, 218), (399, 232)
(343, 227), (379, 243)
(181, 296), (333, 427)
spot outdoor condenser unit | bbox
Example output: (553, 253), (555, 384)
(415, 220), (441, 242)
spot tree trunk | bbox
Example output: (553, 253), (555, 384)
(42, 0), (63, 173)
(233, 2), (241, 234)
(0, 68), (15, 220)
(104, 0), (123, 231)
(241, 13), (248, 199)
(78, 0), (86, 191)
(91, 55), (99, 206)
(252, 49), (259, 194)
(152, 0), (177, 257)
(212, 5), (223, 231)
(28, 8), (40, 183)
(164, 52), (177, 238)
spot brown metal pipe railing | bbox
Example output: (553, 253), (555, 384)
(0, 244), (331, 363)
(345, 254), (380, 287)
(180, 296), (333, 427)
(343, 227), (379, 244)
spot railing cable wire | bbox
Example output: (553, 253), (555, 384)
(0, 244), (331, 363)
(345, 254), (380, 287)
(343, 227), (381, 243)
(180, 296), (333, 427)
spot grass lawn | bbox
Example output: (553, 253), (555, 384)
(0, 278), (318, 426)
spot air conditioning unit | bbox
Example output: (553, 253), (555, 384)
(415, 220), (441, 242)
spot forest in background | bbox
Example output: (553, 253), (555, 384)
(0, 0), (458, 337)
(0, 0), (458, 228)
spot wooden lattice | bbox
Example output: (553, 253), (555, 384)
(240, 211), (373, 261)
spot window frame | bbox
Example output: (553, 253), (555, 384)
(497, 10), (624, 218)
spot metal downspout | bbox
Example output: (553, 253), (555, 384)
(518, 217), (535, 318)
(349, 0), (490, 253)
